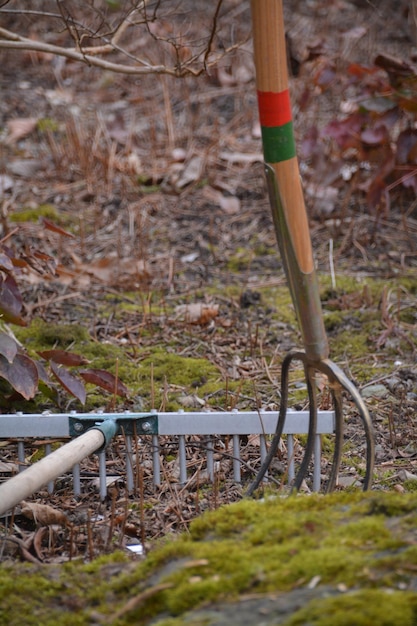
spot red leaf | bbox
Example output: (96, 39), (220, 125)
(374, 53), (417, 89)
(348, 63), (379, 78)
(0, 332), (18, 363)
(300, 125), (319, 160)
(0, 252), (14, 272)
(38, 350), (89, 367)
(34, 359), (51, 384)
(360, 124), (388, 147)
(366, 171), (394, 212)
(0, 274), (26, 326)
(51, 361), (86, 404)
(324, 113), (365, 151)
(314, 63), (336, 89)
(0, 353), (38, 399)
(359, 97), (397, 114)
(400, 171), (417, 192)
(396, 130), (417, 165)
(79, 368), (129, 398)
(42, 218), (75, 238)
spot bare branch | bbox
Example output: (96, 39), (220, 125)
(204, 0), (223, 71)
(0, 26), (179, 76)
(0, 2), (250, 78)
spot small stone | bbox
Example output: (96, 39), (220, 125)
(337, 475), (362, 488)
(361, 384), (389, 399)
(307, 575), (321, 589)
(7, 159), (42, 178)
(398, 469), (417, 482)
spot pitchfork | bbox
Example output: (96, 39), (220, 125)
(247, 0), (375, 494)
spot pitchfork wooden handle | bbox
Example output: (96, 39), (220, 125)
(251, 0), (329, 362)
(251, 0), (313, 273)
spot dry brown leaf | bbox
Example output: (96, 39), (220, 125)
(0, 460), (19, 472)
(219, 194), (240, 214)
(21, 501), (71, 527)
(76, 256), (150, 285)
(32, 526), (49, 561)
(202, 186), (240, 214)
(5, 118), (38, 144)
(55, 265), (91, 288)
(175, 302), (219, 325)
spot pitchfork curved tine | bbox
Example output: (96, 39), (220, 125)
(247, 0), (375, 495)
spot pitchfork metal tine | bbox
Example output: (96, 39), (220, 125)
(246, 351), (375, 496)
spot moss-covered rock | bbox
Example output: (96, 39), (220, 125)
(2, 491), (417, 625)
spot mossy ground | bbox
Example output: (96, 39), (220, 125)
(14, 319), (224, 411)
(1, 491), (417, 625)
(11, 265), (417, 413)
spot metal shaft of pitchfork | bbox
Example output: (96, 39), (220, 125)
(247, 0), (375, 494)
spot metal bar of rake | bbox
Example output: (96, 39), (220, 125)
(247, 0), (375, 494)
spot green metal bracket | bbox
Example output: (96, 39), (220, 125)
(69, 412), (158, 440)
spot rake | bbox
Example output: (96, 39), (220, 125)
(0, 0), (374, 517)
(0, 409), (336, 516)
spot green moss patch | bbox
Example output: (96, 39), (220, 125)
(9, 203), (60, 223)
(16, 320), (91, 351)
(2, 491), (417, 625)
(285, 589), (417, 626)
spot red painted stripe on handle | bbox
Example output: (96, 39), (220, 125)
(257, 89), (292, 127)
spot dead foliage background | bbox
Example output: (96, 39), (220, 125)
(0, 0), (417, 564)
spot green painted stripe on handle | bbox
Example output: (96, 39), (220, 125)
(261, 121), (296, 163)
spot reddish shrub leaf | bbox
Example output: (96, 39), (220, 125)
(367, 175), (391, 212)
(374, 53), (417, 89)
(0, 252), (14, 272)
(79, 369), (129, 398)
(42, 218), (75, 238)
(359, 97), (397, 114)
(314, 63), (336, 88)
(400, 171), (417, 192)
(396, 129), (417, 165)
(348, 63), (379, 78)
(51, 361), (86, 404)
(0, 353), (38, 399)
(34, 359), (51, 384)
(324, 113), (365, 150)
(38, 350), (90, 367)
(360, 124), (389, 147)
(300, 125), (319, 160)
(0, 332), (18, 363)
(0, 274), (26, 326)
